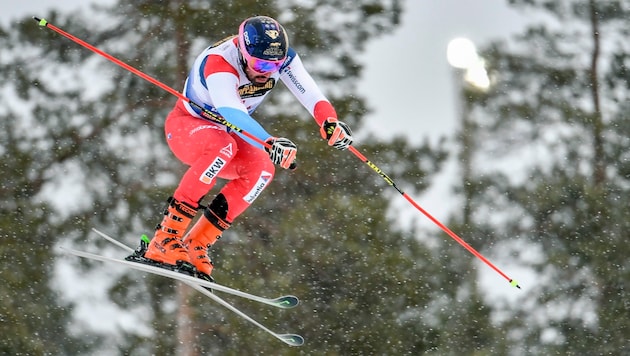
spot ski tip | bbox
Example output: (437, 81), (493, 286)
(273, 295), (299, 309)
(278, 333), (304, 347)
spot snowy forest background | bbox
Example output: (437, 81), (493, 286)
(1, 0), (629, 355)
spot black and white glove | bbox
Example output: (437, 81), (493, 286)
(320, 117), (353, 150)
(265, 137), (297, 169)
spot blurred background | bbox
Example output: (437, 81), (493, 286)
(1, 0), (629, 355)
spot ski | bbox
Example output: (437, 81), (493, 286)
(61, 229), (304, 347)
(185, 282), (304, 347)
(91, 228), (299, 309)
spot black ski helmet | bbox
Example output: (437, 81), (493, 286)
(238, 16), (289, 71)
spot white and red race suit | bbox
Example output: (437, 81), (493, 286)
(167, 36), (337, 222)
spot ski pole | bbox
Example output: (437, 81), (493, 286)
(33, 17), (296, 169)
(347, 145), (521, 289)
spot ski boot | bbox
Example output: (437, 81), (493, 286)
(184, 206), (230, 283)
(126, 197), (197, 276)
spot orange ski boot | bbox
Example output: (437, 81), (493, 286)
(184, 209), (230, 280)
(143, 197), (197, 268)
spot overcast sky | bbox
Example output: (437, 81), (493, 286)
(361, 1), (529, 140)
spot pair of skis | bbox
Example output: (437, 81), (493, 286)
(61, 228), (304, 347)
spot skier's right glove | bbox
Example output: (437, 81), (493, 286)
(265, 137), (297, 169)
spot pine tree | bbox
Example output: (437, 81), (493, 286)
(463, 0), (630, 353)
(0, 15), (98, 355)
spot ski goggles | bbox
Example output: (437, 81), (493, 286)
(244, 56), (284, 74)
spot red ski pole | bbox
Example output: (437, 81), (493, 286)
(347, 146), (521, 289)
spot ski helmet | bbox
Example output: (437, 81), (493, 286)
(238, 16), (289, 73)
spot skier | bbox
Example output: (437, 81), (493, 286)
(139, 15), (353, 280)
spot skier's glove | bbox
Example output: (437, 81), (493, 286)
(320, 117), (353, 150)
(265, 137), (297, 169)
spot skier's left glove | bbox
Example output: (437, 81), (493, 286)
(265, 137), (298, 169)
(320, 117), (353, 150)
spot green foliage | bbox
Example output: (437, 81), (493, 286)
(0, 18), (91, 354)
(464, 0), (630, 353)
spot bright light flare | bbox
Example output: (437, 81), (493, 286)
(465, 59), (490, 90)
(447, 37), (479, 69)
(447, 37), (490, 90)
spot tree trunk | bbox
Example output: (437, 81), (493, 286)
(172, 1), (196, 354)
(588, 0), (605, 187)
(176, 284), (197, 356)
